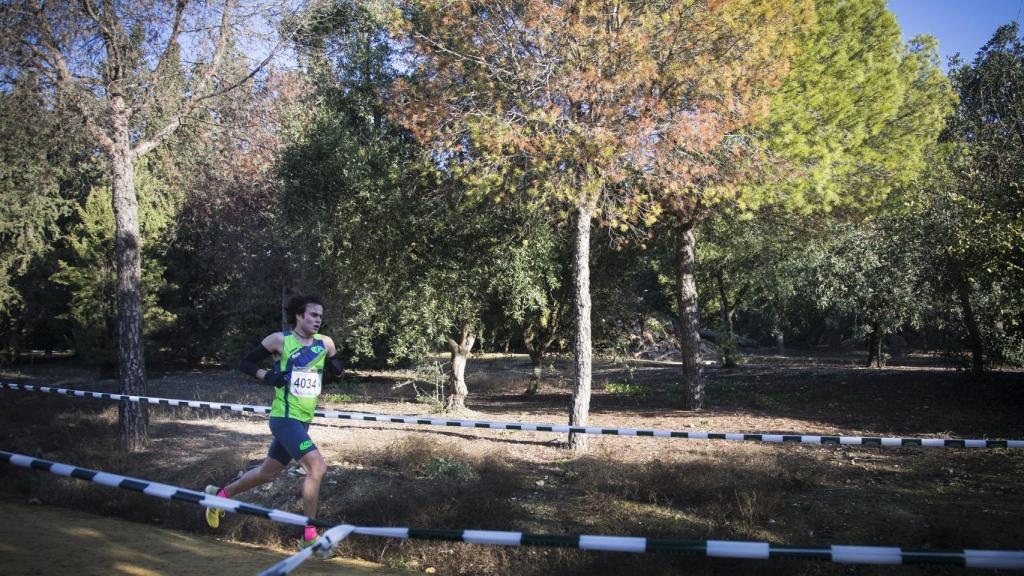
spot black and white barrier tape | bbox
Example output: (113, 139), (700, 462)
(3, 449), (1024, 570)
(259, 525), (354, 576)
(4, 382), (1023, 449)
(0, 450), (330, 528)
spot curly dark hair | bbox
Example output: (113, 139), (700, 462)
(284, 293), (323, 327)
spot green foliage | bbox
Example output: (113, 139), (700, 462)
(814, 218), (926, 337)
(696, 209), (822, 340)
(0, 79), (75, 319)
(590, 239), (674, 354)
(51, 173), (178, 364)
(944, 23), (1024, 285)
(280, 5), (565, 367)
(422, 457), (476, 481)
(910, 23), (1024, 367)
(604, 382), (649, 396)
(752, 0), (954, 212)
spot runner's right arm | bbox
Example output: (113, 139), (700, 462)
(239, 333), (286, 387)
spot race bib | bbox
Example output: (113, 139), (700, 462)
(289, 368), (322, 398)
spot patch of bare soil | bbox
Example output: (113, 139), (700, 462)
(0, 499), (406, 575)
(1, 349), (1023, 576)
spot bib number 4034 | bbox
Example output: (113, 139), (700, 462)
(289, 369), (321, 398)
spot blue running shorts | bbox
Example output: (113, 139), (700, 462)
(268, 416), (317, 465)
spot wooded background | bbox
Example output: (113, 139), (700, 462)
(1, 0), (1021, 451)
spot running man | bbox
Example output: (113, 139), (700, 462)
(205, 293), (344, 551)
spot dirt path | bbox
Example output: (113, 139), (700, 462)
(0, 499), (409, 576)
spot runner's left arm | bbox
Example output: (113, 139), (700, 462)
(324, 336), (343, 378)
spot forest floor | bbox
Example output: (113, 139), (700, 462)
(1, 348), (1022, 576)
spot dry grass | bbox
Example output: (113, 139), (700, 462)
(1, 352), (1023, 575)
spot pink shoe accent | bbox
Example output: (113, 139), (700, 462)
(304, 525), (318, 541)
(217, 488), (228, 498)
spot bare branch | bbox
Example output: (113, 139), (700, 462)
(137, 0), (189, 115)
(134, 0), (304, 159)
(131, 0), (234, 158)
(34, 1), (116, 152)
(81, 0), (123, 79)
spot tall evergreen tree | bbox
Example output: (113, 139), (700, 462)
(2, 0), (299, 450)
(739, 0), (953, 372)
(0, 72), (92, 358)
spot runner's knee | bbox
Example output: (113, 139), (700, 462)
(258, 460), (284, 483)
(304, 454), (326, 480)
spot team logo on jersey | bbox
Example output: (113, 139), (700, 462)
(311, 345), (324, 354)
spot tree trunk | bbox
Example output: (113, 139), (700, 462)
(444, 330), (474, 413)
(676, 220), (704, 410)
(866, 321), (884, 368)
(3, 317), (18, 365)
(110, 113), (149, 452)
(568, 195), (595, 455)
(770, 311), (785, 354)
(716, 271), (737, 368)
(281, 285), (293, 330)
(957, 280), (984, 375)
(525, 348), (543, 396)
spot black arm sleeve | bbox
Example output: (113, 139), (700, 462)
(327, 355), (344, 378)
(239, 344), (272, 378)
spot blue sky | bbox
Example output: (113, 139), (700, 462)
(888, 0), (1023, 68)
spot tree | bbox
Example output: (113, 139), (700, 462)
(2, 0), (297, 450)
(919, 23), (1024, 372)
(500, 223), (570, 394)
(51, 178), (178, 368)
(0, 75), (76, 360)
(279, 2), (553, 413)
(622, 1), (811, 409)
(160, 65), (306, 363)
(738, 0), (953, 375)
(394, 0), (810, 451)
(695, 208), (822, 360)
(814, 218), (927, 367)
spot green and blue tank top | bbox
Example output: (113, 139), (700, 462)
(270, 330), (327, 423)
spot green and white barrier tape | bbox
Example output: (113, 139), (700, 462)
(4, 382), (1022, 448)
(2, 450), (1022, 571)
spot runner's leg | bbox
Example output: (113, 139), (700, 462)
(222, 457), (285, 497)
(298, 449), (327, 519)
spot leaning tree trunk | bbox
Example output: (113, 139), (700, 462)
(568, 195), (595, 455)
(866, 321), (884, 368)
(957, 280), (984, 375)
(110, 110), (149, 452)
(676, 220), (704, 410)
(444, 330), (474, 413)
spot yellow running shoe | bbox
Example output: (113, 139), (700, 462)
(204, 485), (224, 529)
